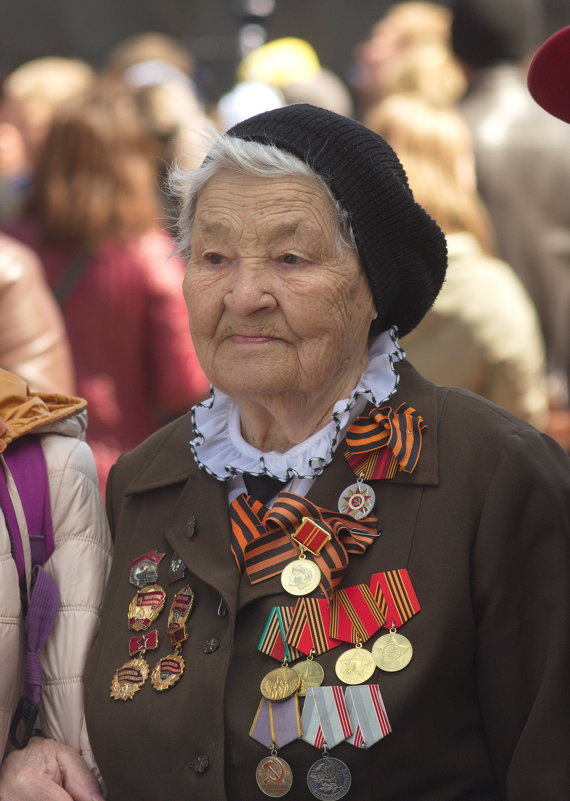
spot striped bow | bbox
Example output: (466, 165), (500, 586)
(230, 491), (379, 599)
(345, 402), (426, 479)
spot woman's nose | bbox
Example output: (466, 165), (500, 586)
(224, 262), (277, 316)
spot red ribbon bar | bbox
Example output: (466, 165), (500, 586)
(329, 584), (386, 644)
(370, 569), (421, 628)
(291, 517), (331, 555)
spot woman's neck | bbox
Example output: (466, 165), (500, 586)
(236, 357), (367, 453)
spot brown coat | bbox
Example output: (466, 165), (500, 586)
(84, 361), (570, 801)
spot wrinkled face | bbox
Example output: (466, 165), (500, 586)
(184, 169), (376, 403)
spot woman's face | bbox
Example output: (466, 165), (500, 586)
(184, 169), (377, 403)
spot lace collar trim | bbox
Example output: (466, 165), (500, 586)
(189, 328), (404, 481)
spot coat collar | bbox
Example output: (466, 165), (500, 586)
(124, 359), (439, 495)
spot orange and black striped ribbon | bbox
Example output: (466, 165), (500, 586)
(284, 597), (343, 656)
(229, 491), (379, 598)
(369, 569), (421, 628)
(345, 402), (427, 480)
(329, 584), (386, 644)
(257, 605), (303, 663)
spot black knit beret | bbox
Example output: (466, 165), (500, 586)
(226, 103), (447, 338)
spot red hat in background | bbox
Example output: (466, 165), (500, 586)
(527, 25), (570, 123)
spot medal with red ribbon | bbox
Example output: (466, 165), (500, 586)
(370, 569), (420, 672)
(329, 583), (386, 686)
(230, 491), (379, 599)
(345, 402), (427, 480)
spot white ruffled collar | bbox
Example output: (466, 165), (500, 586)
(189, 329), (404, 481)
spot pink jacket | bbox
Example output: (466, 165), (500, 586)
(4, 221), (209, 488)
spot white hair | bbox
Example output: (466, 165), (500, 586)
(169, 128), (357, 259)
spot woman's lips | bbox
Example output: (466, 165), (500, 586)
(230, 334), (275, 344)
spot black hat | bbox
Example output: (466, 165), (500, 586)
(226, 103), (447, 338)
(451, 0), (546, 69)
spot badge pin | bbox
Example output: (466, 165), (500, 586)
(150, 651), (185, 691)
(168, 550), (187, 583)
(337, 475), (375, 521)
(110, 656), (150, 701)
(128, 551), (164, 588)
(127, 584), (167, 631)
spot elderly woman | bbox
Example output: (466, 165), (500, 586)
(1, 105), (569, 801)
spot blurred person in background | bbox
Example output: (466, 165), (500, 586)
(451, 0), (570, 450)
(0, 231), (74, 395)
(364, 93), (550, 430)
(351, 1), (455, 118)
(0, 57), (95, 224)
(3, 86), (209, 489)
(101, 32), (213, 226)
(235, 36), (354, 119)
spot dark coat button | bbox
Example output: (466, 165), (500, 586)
(191, 754), (210, 774)
(202, 637), (220, 654)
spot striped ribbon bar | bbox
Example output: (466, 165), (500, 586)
(370, 569), (421, 628)
(249, 695), (302, 749)
(285, 597), (342, 656)
(345, 684), (391, 748)
(301, 686), (352, 749)
(329, 584), (386, 644)
(258, 606), (303, 663)
(345, 402), (427, 480)
(230, 491), (379, 598)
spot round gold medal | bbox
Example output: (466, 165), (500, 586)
(280, 558), (320, 596)
(372, 630), (413, 672)
(292, 659), (325, 696)
(110, 656), (149, 700)
(260, 665), (301, 701)
(335, 645), (376, 685)
(256, 755), (293, 797)
(150, 652), (185, 690)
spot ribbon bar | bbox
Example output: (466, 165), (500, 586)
(301, 686), (352, 750)
(291, 517), (331, 555)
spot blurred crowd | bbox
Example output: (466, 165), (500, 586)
(1, 0), (569, 491)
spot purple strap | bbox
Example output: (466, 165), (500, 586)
(1, 435), (60, 748)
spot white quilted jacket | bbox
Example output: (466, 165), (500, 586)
(0, 370), (112, 768)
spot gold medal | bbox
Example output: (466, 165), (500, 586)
(292, 656), (325, 697)
(372, 629), (413, 672)
(127, 584), (166, 631)
(260, 665), (301, 701)
(150, 649), (185, 691)
(255, 754), (293, 797)
(110, 656), (149, 700)
(334, 643), (376, 685)
(280, 556), (321, 596)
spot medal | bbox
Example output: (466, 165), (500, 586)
(284, 597), (342, 657)
(127, 584), (166, 631)
(371, 628), (413, 672)
(280, 557), (321, 596)
(258, 606), (303, 663)
(110, 656), (149, 700)
(150, 584), (194, 691)
(260, 664), (301, 701)
(307, 754), (351, 801)
(150, 652), (185, 690)
(337, 474), (375, 521)
(334, 642), (376, 685)
(256, 754), (293, 797)
(128, 551), (164, 588)
(292, 653), (325, 697)
(250, 695), (301, 796)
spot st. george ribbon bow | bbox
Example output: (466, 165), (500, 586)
(229, 491), (379, 598)
(345, 402), (427, 479)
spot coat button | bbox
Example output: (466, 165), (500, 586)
(202, 637), (220, 654)
(191, 754), (210, 774)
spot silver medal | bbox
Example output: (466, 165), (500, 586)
(307, 756), (351, 800)
(337, 479), (375, 520)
